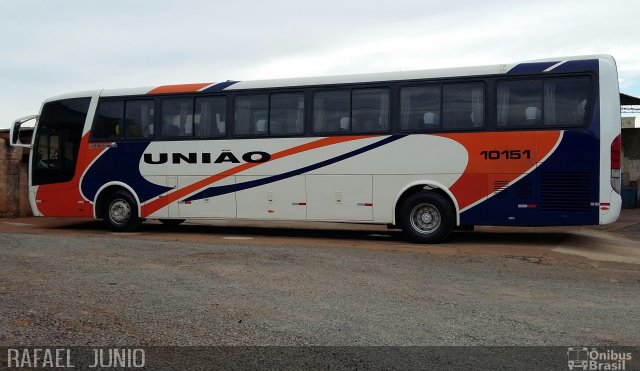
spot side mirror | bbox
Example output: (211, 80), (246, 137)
(9, 115), (37, 148)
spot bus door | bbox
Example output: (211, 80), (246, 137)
(31, 98), (91, 216)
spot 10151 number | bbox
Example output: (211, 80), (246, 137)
(480, 150), (531, 160)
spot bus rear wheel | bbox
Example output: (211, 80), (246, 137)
(399, 192), (454, 243)
(103, 190), (141, 232)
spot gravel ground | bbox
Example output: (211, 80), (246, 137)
(0, 232), (638, 346)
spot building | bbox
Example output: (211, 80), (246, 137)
(0, 128), (32, 216)
(621, 93), (640, 208)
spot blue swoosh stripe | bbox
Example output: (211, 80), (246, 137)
(507, 61), (559, 75)
(184, 135), (405, 202)
(201, 80), (239, 92)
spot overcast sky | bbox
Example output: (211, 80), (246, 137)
(1, 0), (639, 128)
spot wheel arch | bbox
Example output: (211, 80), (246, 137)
(392, 181), (460, 226)
(93, 182), (141, 219)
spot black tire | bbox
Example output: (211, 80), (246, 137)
(159, 219), (186, 227)
(103, 190), (141, 232)
(399, 191), (455, 243)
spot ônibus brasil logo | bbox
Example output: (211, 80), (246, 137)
(567, 347), (633, 370)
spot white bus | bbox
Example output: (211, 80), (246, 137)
(10, 55), (622, 243)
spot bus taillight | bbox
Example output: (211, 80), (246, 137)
(611, 134), (621, 193)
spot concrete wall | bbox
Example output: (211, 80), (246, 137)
(0, 131), (32, 217)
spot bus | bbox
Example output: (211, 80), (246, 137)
(10, 55), (622, 243)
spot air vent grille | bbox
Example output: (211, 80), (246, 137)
(493, 179), (534, 199)
(540, 172), (591, 211)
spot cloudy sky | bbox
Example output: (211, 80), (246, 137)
(1, 0), (639, 128)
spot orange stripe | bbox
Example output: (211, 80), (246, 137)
(140, 135), (374, 217)
(147, 83), (212, 95)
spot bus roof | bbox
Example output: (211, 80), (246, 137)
(44, 54), (614, 102)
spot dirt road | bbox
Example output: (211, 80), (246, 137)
(0, 211), (639, 347)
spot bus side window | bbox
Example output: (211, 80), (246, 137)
(195, 96), (226, 138)
(162, 98), (193, 138)
(125, 100), (154, 139)
(543, 77), (590, 127)
(313, 90), (350, 134)
(270, 93), (304, 136)
(351, 88), (389, 133)
(497, 79), (543, 127)
(443, 83), (484, 130)
(235, 95), (268, 136)
(400, 85), (441, 131)
(92, 100), (124, 140)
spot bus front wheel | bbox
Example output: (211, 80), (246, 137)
(399, 192), (454, 243)
(103, 190), (141, 232)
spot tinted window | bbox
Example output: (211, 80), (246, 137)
(162, 98), (193, 138)
(34, 125), (62, 171)
(497, 80), (543, 127)
(195, 96), (226, 137)
(235, 95), (268, 136)
(92, 100), (123, 139)
(544, 77), (590, 126)
(313, 90), (350, 133)
(443, 83), (485, 130)
(495, 76), (591, 129)
(33, 98), (90, 185)
(125, 100), (154, 139)
(400, 85), (441, 131)
(313, 89), (389, 134)
(352, 88), (389, 133)
(270, 93), (304, 135)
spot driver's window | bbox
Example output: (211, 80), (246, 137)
(35, 126), (61, 169)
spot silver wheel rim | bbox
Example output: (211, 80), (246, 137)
(409, 202), (441, 234)
(108, 198), (131, 226)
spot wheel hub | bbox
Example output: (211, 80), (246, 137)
(109, 199), (131, 225)
(421, 213), (433, 224)
(409, 203), (441, 234)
